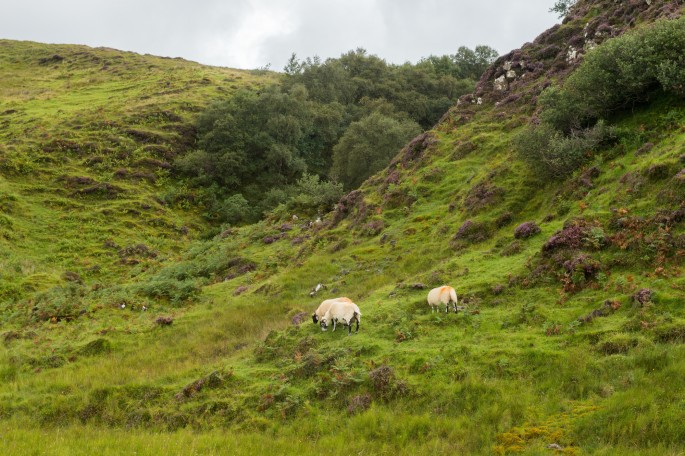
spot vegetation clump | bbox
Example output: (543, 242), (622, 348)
(632, 288), (654, 306)
(543, 219), (599, 253)
(176, 371), (226, 400)
(464, 180), (504, 213)
(155, 316), (174, 326)
(368, 365), (408, 401)
(179, 46), (497, 223)
(347, 393), (372, 415)
(78, 338), (112, 356)
(514, 221), (541, 239)
(453, 219), (492, 245)
(516, 16), (685, 179)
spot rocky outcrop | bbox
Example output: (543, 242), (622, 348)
(470, 0), (683, 106)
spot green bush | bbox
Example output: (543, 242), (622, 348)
(136, 279), (200, 305)
(517, 17), (685, 179)
(331, 112), (421, 190)
(217, 194), (254, 225)
(286, 173), (343, 214)
(541, 16), (685, 133)
(515, 121), (619, 179)
(30, 284), (86, 323)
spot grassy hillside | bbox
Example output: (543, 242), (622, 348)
(0, 39), (275, 309)
(2, 1), (685, 454)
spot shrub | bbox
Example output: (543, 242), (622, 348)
(347, 394), (372, 415)
(136, 279), (200, 305)
(286, 173), (343, 215)
(542, 219), (597, 253)
(514, 221), (541, 239)
(30, 284), (87, 323)
(541, 17), (685, 132)
(463, 181), (504, 213)
(368, 365), (408, 401)
(515, 121), (618, 179)
(501, 240), (524, 256)
(517, 17), (685, 180)
(562, 254), (601, 288)
(359, 219), (384, 237)
(155, 316), (174, 326)
(176, 371), (226, 400)
(217, 194), (253, 225)
(632, 288), (653, 306)
(453, 220), (492, 244)
(495, 211), (513, 228)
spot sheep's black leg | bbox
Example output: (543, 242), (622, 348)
(355, 317), (359, 333)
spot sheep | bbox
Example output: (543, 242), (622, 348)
(427, 285), (458, 313)
(320, 300), (361, 335)
(312, 297), (352, 324)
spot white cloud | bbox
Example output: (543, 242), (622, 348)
(201, 0), (300, 68)
(0, 0), (560, 70)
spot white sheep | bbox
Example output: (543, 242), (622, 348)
(320, 300), (361, 335)
(312, 297), (352, 324)
(427, 285), (458, 313)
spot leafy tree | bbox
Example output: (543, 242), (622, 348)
(186, 86), (312, 192)
(286, 173), (344, 214)
(331, 112), (421, 190)
(285, 46), (495, 129)
(182, 45), (497, 223)
(283, 52), (303, 75)
(451, 45), (499, 80)
(549, 0), (578, 19)
(217, 193), (253, 224)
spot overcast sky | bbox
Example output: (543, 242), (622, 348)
(1, 0), (560, 71)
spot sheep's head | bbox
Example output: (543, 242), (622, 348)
(312, 313), (319, 324)
(320, 318), (329, 331)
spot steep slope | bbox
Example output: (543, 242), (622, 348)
(0, 40), (274, 307)
(2, 2), (685, 455)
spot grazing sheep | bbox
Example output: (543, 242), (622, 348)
(312, 297), (352, 324)
(320, 300), (361, 335)
(427, 285), (458, 313)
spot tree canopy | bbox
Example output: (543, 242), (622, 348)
(177, 46), (498, 223)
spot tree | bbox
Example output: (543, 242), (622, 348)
(188, 86), (313, 191)
(452, 45), (499, 80)
(549, 0), (578, 19)
(330, 112), (421, 190)
(286, 173), (344, 214)
(283, 53), (303, 75)
(183, 45), (498, 223)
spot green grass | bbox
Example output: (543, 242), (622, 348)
(0, 39), (275, 307)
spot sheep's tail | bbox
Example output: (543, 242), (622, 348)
(450, 287), (458, 305)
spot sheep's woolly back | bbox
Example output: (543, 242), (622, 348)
(323, 300), (360, 325)
(427, 286), (458, 306)
(315, 297), (352, 320)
